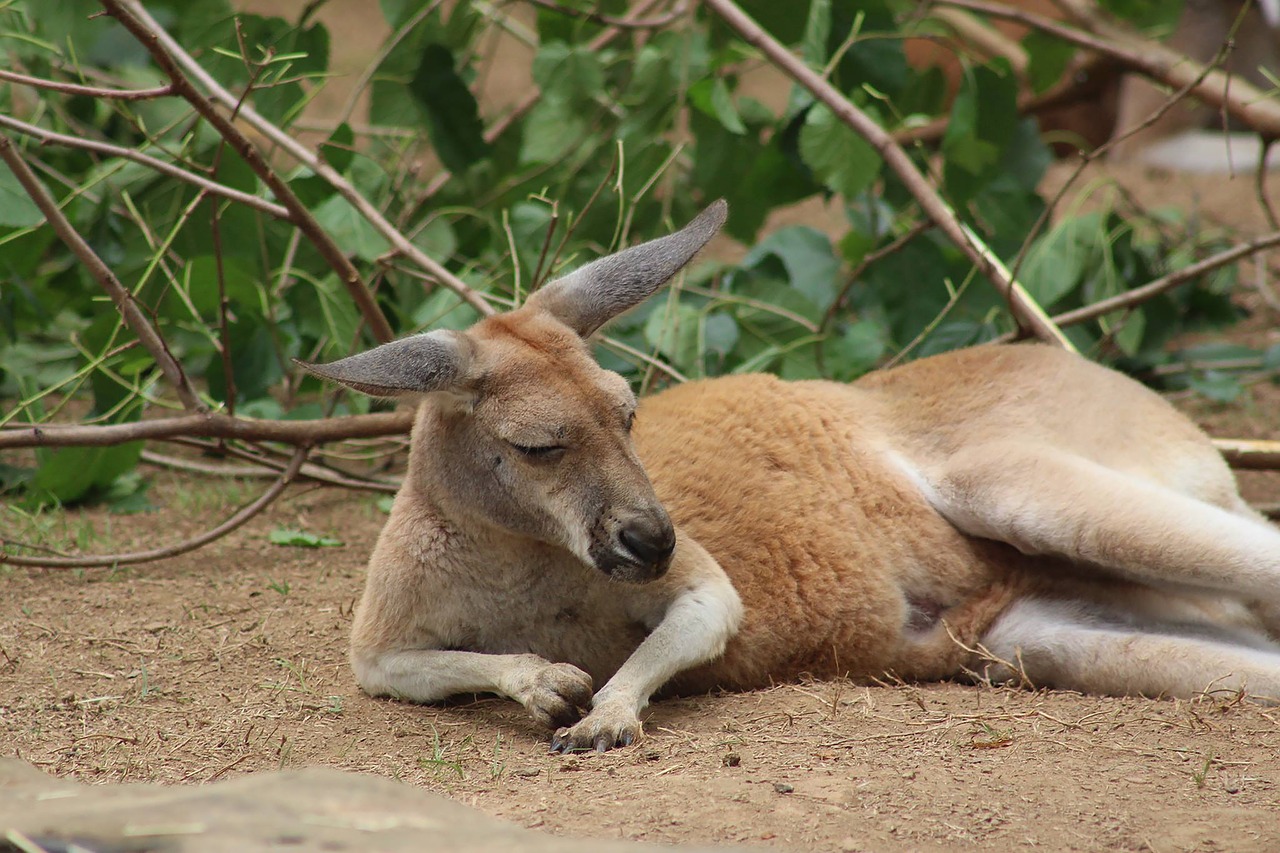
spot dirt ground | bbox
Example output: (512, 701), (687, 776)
(7, 2), (1280, 851)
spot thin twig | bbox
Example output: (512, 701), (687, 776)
(0, 67), (174, 99)
(99, 0), (398, 344)
(109, 0), (493, 320)
(0, 410), (415, 449)
(522, 0), (690, 30)
(0, 114), (292, 221)
(704, 0), (1074, 350)
(0, 447), (310, 569)
(0, 132), (206, 412)
(139, 448), (399, 492)
(934, 0), (1280, 138)
(995, 229), (1280, 340)
(822, 219), (933, 333)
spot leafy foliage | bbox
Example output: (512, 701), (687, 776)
(0, 0), (1260, 511)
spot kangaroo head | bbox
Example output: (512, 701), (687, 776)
(299, 200), (727, 583)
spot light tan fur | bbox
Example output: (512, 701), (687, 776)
(301, 201), (1280, 753)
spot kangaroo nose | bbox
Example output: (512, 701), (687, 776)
(618, 514), (676, 567)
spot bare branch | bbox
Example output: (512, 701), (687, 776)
(0, 447), (309, 569)
(0, 410), (415, 450)
(1215, 439), (1280, 471)
(703, 0), (1075, 350)
(0, 67), (174, 100)
(995, 230), (1280, 341)
(521, 0), (691, 30)
(0, 132), (206, 412)
(934, 0), (1280, 138)
(109, 0), (494, 320)
(0, 113), (293, 219)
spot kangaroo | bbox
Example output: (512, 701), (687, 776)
(300, 200), (1280, 753)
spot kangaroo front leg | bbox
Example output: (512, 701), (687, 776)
(550, 566), (744, 753)
(354, 648), (594, 729)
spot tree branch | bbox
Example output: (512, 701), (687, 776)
(0, 67), (174, 100)
(0, 113), (292, 220)
(703, 0), (1075, 350)
(933, 0), (1280, 138)
(0, 410), (415, 449)
(0, 447), (309, 569)
(0, 132), (206, 412)
(995, 229), (1280, 341)
(521, 0), (690, 30)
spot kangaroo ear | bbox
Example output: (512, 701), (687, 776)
(529, 200), (727, 338)
(294, 330), (473, 397)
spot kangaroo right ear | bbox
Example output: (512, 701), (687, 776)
(293, 330), (473, 398)
(529, 200), (727, 338)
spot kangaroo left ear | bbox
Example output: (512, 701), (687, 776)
(528, 200), (727, 338)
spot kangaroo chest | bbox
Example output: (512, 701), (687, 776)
(426, 559), (659, 682)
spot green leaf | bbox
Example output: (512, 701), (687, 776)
(1023, 31), (1076, 95)
(825, 319), (886, 379)
(942, 61), (1019, 203)
(644, 297), (703, 371)
(409, 44), (489, 173)
(313, 194), (391, 261)
(27, 442), (144, 508)
(1188, 371), (1243, 403)
(688, 79), (740, 134)
(532, 43), (605, 97)
(1020, 216), (1095, 308)
(798, 104), (883, 199)
(0, 166), (44, 228)
(520, 96), (588, 165)
(740, 226), (840, 311)
(269, 528), (344, 548)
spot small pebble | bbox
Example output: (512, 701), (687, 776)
(512, 768), (540, 778)
(773, 782), (794, 794)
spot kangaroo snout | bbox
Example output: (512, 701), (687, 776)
(604, 508), (676, 582)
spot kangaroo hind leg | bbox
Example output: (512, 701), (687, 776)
(923, 444), (1280, 601)
(976, 596), (1280, 703)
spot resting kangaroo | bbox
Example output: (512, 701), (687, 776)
(302, 200), (1280, 753)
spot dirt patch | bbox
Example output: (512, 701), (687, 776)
(5, 477), (1280, 852)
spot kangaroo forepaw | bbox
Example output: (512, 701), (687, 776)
(549, 706), (642, 753)
(510, 659), (594, 730)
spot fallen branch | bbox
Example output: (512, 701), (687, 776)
(704, 0), (1075, 351)
(0, 410), (414, 449)
(0, 447), (309, 569)
(996, 229), (1280, 341)
(934, 0), (1280, 138)
(1215, 439), (1280, 472)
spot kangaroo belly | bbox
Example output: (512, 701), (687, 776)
(635, 374), (1018, 691)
